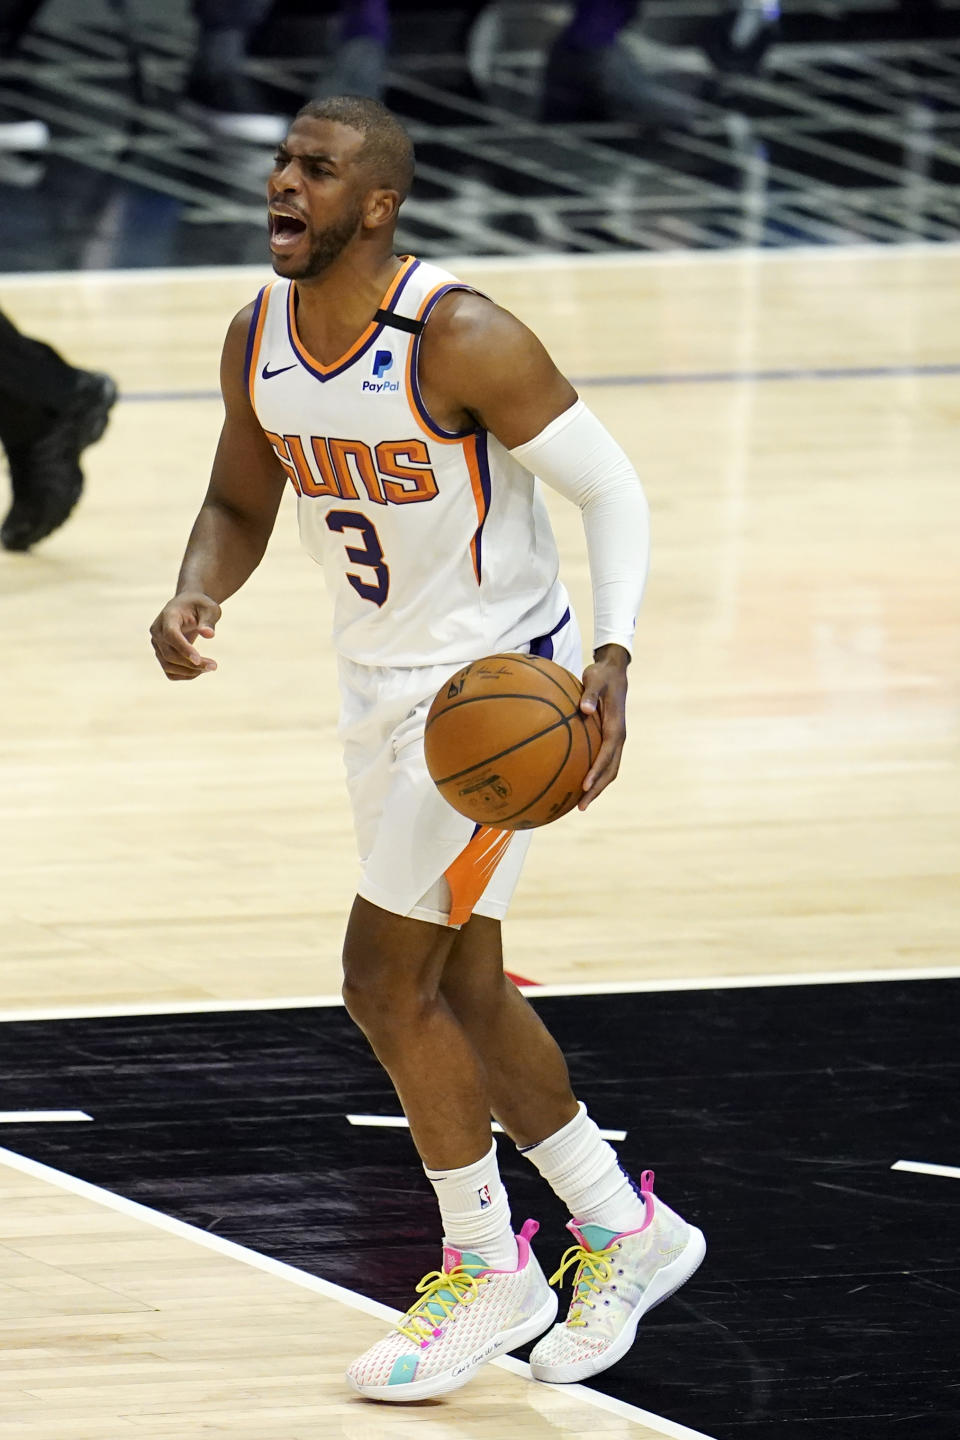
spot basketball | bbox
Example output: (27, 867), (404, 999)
(424, 653), (603, 830)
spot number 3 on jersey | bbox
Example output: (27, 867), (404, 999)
(326, 510), (390, 608)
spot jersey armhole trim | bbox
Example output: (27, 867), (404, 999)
(465, 430), (492, 585)
(405, 283), (483, 444)
(244, 282), (273, 410)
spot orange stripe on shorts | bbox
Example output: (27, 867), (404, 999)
(444, 826), (513, 928)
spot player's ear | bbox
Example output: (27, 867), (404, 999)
(363, 188), (400, 230)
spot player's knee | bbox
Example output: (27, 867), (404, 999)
(341, 967), (436, 1046)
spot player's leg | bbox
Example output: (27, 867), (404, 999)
(341, 896), (557, 1400)
(438, 914), (579, 1145)
(341, 894), (493, 1169)
(441, 913), (706, 1384)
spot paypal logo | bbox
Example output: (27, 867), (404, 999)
(363, 348), (400, 393)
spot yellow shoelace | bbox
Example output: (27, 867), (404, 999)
(548, 1241), (620, 1328)
(396, 1265), (489, 1345)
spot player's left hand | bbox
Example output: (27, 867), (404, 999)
(578, 644), (629, 810)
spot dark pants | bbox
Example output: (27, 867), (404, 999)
(0, 308), (78, 450)
(193, 0), (275, 27)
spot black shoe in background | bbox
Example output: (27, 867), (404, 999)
(1, 370), (118, 552)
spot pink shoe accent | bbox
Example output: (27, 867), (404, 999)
(441, 1220), (539, 1277)
(515, 1218), (540, 1268)
(567, 1175), (657, 1246)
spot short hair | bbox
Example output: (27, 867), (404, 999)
(296, 96), (415, 202)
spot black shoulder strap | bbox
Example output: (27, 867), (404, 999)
(374, 308), (424, 335)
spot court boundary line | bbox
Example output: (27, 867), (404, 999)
(118, 357), (960, 408)
(892, 1160), (960, 1181)
(0, 1144), (717, 1440)
(1, 240), (960, 286)
(1, 966), (956, 1024)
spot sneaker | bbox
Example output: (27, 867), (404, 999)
(346, 1219), (557, 1401)
(0, 109), (49, 152)
(182, 67), (288, 145)
(705, 3), (780, 75)
(529, 1170), (705, 1383)
(1, 370), (117, 551)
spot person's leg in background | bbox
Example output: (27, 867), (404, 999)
(705, 0), (780, 75)
(314, 0), (390, 102)
(541, 1), (688, 126)
(186, 0), (287, 143)
(0, 308), (116, 551)
(0, 0), (49, 149)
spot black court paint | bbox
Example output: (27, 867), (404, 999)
(2, 980), (958, 1439)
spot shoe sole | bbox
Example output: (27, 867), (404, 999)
(529, 1225), (707, 1384)
(346, 1287), (558, 1402)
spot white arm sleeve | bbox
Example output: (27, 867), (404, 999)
(509, 399), (649, 657)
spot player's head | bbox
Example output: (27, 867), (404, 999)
(266, 96), (415, 280)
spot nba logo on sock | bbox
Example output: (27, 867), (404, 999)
(478, 1184), (492, 1209)
(372, 349), (393, 379)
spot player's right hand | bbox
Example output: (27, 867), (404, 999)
(149, 593), (221, 680)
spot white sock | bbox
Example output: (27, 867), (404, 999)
(424, 1141), (519, 1271)
(519, 1102), (647, 1233)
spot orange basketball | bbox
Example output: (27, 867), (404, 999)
(424, 653), (603, 830)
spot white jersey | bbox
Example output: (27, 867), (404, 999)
(245, 256), (569, 667)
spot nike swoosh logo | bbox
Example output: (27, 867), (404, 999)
(261, 362), (297, 380)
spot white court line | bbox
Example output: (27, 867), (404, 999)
(0, 994), (347, 1023)
(1, 240), (959, 286)
(0, 1144), (717, 1440)
(1, 966), (956, 1024)
(347, 1115), (626, 1141)
(0, 1110), (91, 1123)
(892, 1160), (960, 1181)
(523, 966), (960, 999)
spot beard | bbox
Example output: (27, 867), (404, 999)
(275, 203), (364, 279)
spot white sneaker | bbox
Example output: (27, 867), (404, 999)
(346, 1219), (558, 1401)
(0, 115), (49, 151)
(529, 1170), (706, 1383)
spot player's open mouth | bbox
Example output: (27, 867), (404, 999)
(269, 210), (308, 251)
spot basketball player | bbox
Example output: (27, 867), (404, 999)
(149, 96), (704, 1402)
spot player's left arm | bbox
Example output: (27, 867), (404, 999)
(420, 293), (650, 810)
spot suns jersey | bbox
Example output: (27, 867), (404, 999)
(244, 256), (569, 667)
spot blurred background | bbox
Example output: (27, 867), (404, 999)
(1, 0), (960, 269)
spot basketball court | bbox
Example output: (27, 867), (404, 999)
(1, 241), (957, 1438)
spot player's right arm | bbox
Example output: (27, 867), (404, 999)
(150, 304), (287, 681)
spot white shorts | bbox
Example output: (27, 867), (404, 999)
(337, 607), (584, 927)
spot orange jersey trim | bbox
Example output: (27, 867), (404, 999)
(287, 256), (418, 378)
(445, 825), (513, 928)
(463, 433), (488, 584)
(245, 282), (275, 409)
